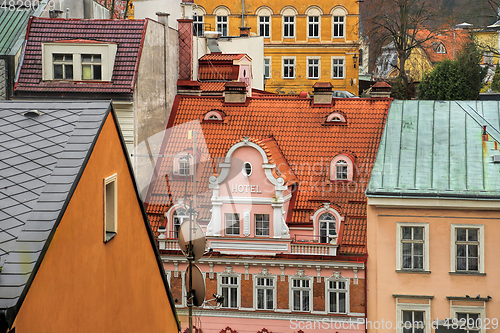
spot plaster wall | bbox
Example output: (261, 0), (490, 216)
(12, 113), (178, 332)
(367, 203), (500, 332)
(133, 0), (183, 29)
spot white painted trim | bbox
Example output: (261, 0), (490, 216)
(325, 276), (350, 315)
(213, 193), (292, 204)
(210, 241), (289, 251)
(282, 56), (296, 79)
(306, 56), (321, 79)
(450, 303), (486, 333)
(450, 224), (485, 274)
(253, 273), (277, 311)
(367, 197), (500, 210)
(289, 272), (313, 313)
(395, 298), (431, 333)
(217, 269), (241, 309)
(396, 222), (430, 272)
(104, 173), (117, 241)
(331, 56), (346, 79)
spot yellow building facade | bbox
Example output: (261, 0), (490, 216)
(193, 0), (360, 94)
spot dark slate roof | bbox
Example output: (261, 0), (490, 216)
(0, 101), (111, 312)
(0, 1), (48, 55)
(0, 100), (180, 331)
(15, 18), (148, 94)
(367, 100), (500, 198)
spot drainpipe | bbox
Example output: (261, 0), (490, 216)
(241, 0), (244, 27)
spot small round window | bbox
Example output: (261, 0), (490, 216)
(242, 162), (252, 178)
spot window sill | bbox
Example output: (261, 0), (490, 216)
(282, 77), (296, 80)
(104, 231), (117, 243)
(331, 77), (346, 80)
(307, 77), (320, 80)
(449, 271), (486, 276)
(396, 270), (431, 274)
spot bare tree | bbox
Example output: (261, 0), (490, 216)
(363, 0), (444, 95)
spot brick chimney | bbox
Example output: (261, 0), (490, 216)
(370, 82), (392, 98)
(239, 26), (251, 37)
(224, 82), (247, 103)
(312, 82), (333, 105)
(178, 18), (194, 81)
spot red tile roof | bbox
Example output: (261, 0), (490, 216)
(415, 29), (470, 63)
(15, 18), (147, 95)
(145, 95), (391, 256)
(199, 54), (247, 61)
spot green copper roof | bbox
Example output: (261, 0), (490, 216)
(0, 1), (47, 56)
(367, 100), (500, 199)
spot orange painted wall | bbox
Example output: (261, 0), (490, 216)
(12, 113), (178, 332)
(367, 204), (500, 332)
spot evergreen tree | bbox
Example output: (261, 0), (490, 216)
(491, 63), (500, 92)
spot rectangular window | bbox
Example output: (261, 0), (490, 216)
(255, 214), (270, 236)
(256, 277), (274, 310)
(456, 228), (479, 272)
(193, 15), (204, 36)
(217, 16), (228, 37)
(225, 213), (240, 236)
(221, 276), (238, 308)
(53, 54), (73, 80)
(292, 279), (310, 312)
(328, 280), (347, 313)
(81, 54), (102, 80)
(283, 58), (295, 78)
(402, 310), (425, 333)
(308, 16), (319, 38)
(307, 58), (320, 79)
(333, 16), (344, 37)
(259, 16), (270, 37)
(457, 313), (481, 333)
(401, 226), (424, 270)
(332, 58), (344, 78)
(179, 159), (190, 176)
(264, 58), (271, 79)
(283, 16), (295, 38)
(104, 174), (117, 242)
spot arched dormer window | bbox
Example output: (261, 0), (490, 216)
(330, 154), (354, 181)
(326, 112), (346, 123)
(311, 205), (343, 245)
(203, 110), (224, 122)
(173, 152), (193, 176)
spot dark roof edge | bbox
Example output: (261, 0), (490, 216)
(108, 104), (181, 331)
(3, 102), (113, 329)
(365, 190), (500, 200)
(130, 19), (149, 92)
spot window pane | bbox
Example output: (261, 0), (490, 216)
(54, 64), (63, 79)
(94, 54), (101, 62)
(94, 65), (102, 80)
(82, 54), (91, 62)
(54, 54), (64, 61)
(230, 288), (237, 307)
(222, 287), (229, 307)
(66, 54), (73, 61)
(402, 243), (412, 255)
(414, 311), (424, 322)
(293, 290), (300, 310)
(414, 243), (423, 255)
(65, 65), (73, 79)
(457, 244), (466, 257)
(302, 290), (309, 311)
(266, 289), (273, 309)
(402, 227), (412, 239)
(330, 292), (337, 312)
(402, 311), (412, 322)
(257, 289), (264, 309)
(413, 227), (423, 240)
(457, 228), (467, 241)
(468, 258), (478, 271)
(82, 65), (92, 80)
(457, 258), (467, 270)
(468, 228), (478, 241)
(339, 292), (346, 313)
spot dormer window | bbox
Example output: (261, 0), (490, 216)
(326, 112), (346, 124)
(330, 154), (354, 181)
(433, 42), (446, 54)
(42, 41), (117, 81)
(173, 152), (193, 176)
(319, 212), (336, 243)
(203, 110), (224, 122)
(179, 159), (190, 176)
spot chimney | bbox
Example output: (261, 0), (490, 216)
(370, 81), (392, 98)
(178, 18), (194, 81)
(224, 82), (247, 103)
(205, 31), (222, 53)
(156, 12), (170, 27)
(239, 26), (251, 37)
(312, 82), (333, 105)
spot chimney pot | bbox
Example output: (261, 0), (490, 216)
(312, 82), (333, 105)
(224, 82), (247, 103)
(239, 26), (251, 37)
(156, 12), (170, 26)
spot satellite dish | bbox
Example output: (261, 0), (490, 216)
(185, 264), (206, 307)
(178, 220), (206, 260)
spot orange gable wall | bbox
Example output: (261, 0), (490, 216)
(12, 113), (178, 332)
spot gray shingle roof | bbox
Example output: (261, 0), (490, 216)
(367, 100), (500, 198)
(0, 100), (111, 311)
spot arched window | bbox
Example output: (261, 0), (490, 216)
(173, 208), (189, 238)
(319, 212), (336, 243)
(331, 7), (347, 39)
(281, 6), (297, 38)
(256, 6), (272, 38)
(330, 155), (354, 181)
(214, 6), (230, 36)
(203, 110), (224, 122)
(326, 112), (346, 123)
(193, 7), (206, 36)
(242, 162), (252, 178)
(306, 6), (322, 39)
(173, 152), (193, 176)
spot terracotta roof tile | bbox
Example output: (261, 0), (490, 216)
(15, 18), (147, 95)
(146, 96), (391, 255)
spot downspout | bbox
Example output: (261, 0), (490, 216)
(241, 0), (244, 27)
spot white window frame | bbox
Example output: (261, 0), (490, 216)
(254, 274), (276, 310)
(104, 173), (117, 242)
(173, 152), (193, 176)
(308, 15), (320, 38)
(42, 42), (117, 81)
(450, 304), (486, 333)
(259, 15), (270, 38)
(217, 15), (228, 37)
(282, 57), (296, 79)
(331, 56), (345, 79)
(283, 15), (295, 38)
(218, 273), (240, 309)
(193, 15), (205, 36)
(450, 224), (485, 274)
(326, 278), (349, 314)
(332, 15), (345, 38)
(289, 276), (313, 312)
(319, 212), (337, 243)
(264, 57), (271, 79)
(172, 208), (189, 238)
(307, 56), (321, 79)
(225, 213), (240, 236)
(255, 213), (270, 237)
(396, 222), (430, 272)
(396, 298), (431, 333)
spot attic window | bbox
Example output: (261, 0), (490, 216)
(242, 162), (252, 178)
(433, 42), (446, 54)
(330, 155), (354, 181)
(203, 110), (224, 122)
(326, 112), (346, 123)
